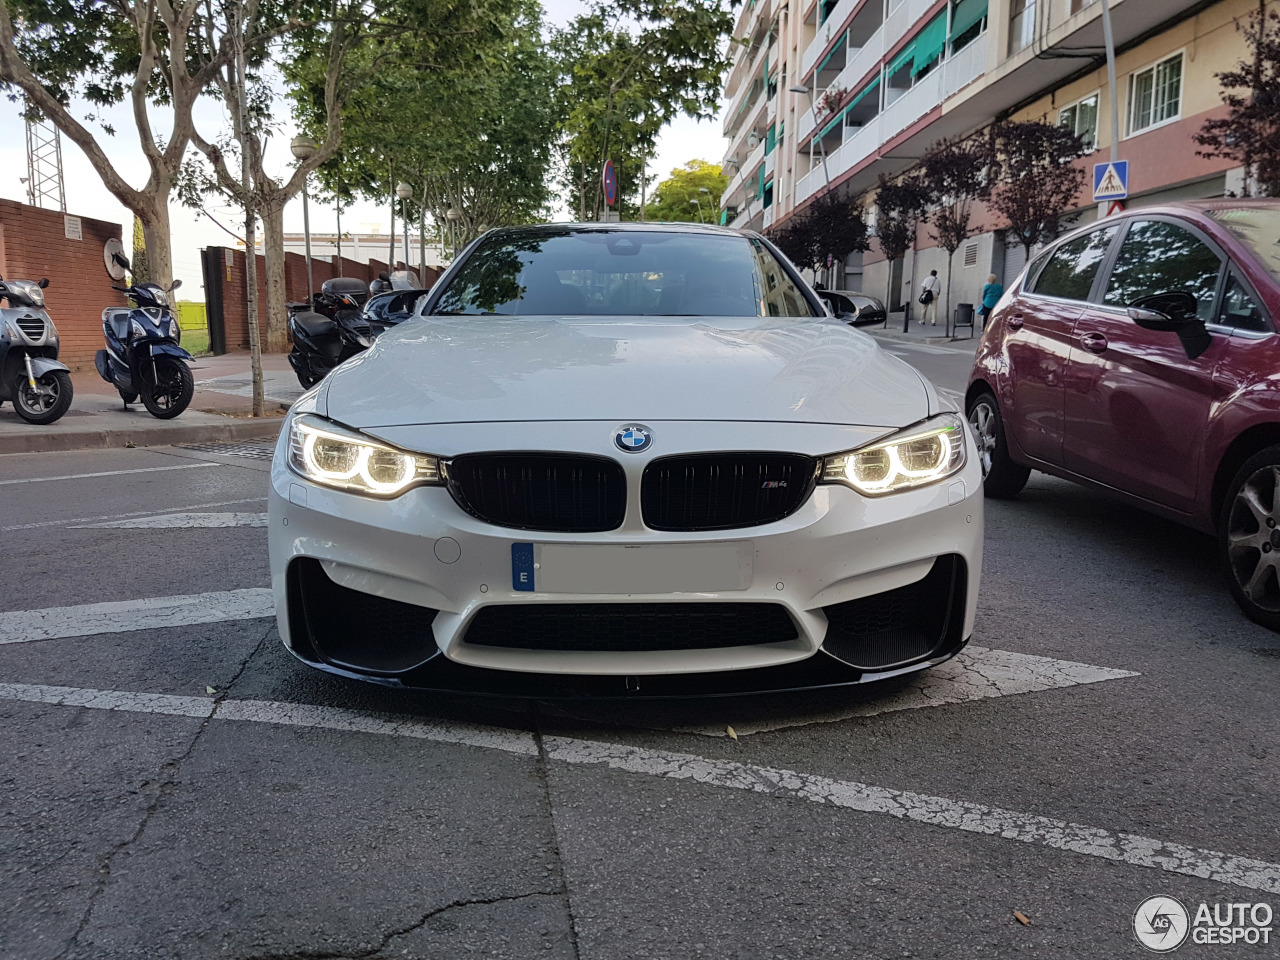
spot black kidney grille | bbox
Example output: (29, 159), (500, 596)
(16, 317), (45, 341)
(445, 454), (626, 532)
(641, 453), (818, 531)
(821, 555), (966, 671)
(465, 603), (797, 652)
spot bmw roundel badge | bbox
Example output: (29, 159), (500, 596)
(614, 424), (653, 453)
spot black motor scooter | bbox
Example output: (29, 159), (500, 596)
(0, 275), (74, 424)
(287, 276), (372, 388)
(95, 276), (195, 419)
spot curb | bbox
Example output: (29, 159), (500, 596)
(0, 416), (284, 456)
(868, 328), (978, 346)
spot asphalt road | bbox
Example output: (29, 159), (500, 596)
(1, 335), (1278, 959)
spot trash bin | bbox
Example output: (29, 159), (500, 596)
(954, 302), (975, 338)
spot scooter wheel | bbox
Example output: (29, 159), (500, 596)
(13, 370), (74, 425)
(141, 359), (194, 419)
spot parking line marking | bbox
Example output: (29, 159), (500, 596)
(0, 680), (1274, 895)
(674, 646), (1139, 737)
(0, 589), (274, 644)
(0, 497), (268, 532)
(79, 512), (269, 529)
(0, 463), (221, 486)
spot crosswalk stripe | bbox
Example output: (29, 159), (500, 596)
(0, 679), (1275, 895)
(79, 512), (269, 529)
(0, 463), (221, 486)
(0, 588), (274, 644)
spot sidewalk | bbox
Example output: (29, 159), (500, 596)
(0, 352), (303, 455)
(863, 312), (986, 347)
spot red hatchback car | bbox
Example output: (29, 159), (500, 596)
(967, 200), (1280, 630)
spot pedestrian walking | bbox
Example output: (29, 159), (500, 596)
(979, 273), (1004, 328)
(918, 270), (940, 325)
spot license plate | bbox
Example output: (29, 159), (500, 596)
(510, 542), (752, 594)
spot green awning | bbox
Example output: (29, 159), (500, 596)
(911, 12), (947, 76)
(765, 123), (777, 154)
(949, 0), (987, 42)
(886, 38), (916, 78)
(847, 75), (880, 111)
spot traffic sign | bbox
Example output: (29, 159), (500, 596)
(1093, 160), (1129, 201)
(602, 160), (617, 207)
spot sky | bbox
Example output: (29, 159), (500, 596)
(0, 0), (727, 301)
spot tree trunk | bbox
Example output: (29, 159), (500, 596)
(139, 196), (174, 288)
(260, 198), (289, 353)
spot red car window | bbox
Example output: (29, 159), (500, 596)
(1028, 227), (1116, 301)
(1102, 220), (1223, 323)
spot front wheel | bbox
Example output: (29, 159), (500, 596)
(1220, 446), (1280, 632)
(13, 370), (74, 425)
(966, 391), (1030, 499)
(141, 358), (194, 419)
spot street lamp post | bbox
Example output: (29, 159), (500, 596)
(690, 198), (705, 223)
(289, 135), (317, 301)
(395, 182), (413, 270)
(446, 205), (461, 258)
(698, 186), (715, 225)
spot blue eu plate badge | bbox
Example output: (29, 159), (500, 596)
(512, 543), (535, 591)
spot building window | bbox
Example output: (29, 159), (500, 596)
(1008, 0), (1035, 55)
(1059, 93), (1099, 152)
(1128, 53), (1183, 135)
(949, 0), (988, 55)
(1069, 0), (1097, 13)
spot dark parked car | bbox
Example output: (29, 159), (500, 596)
(967, 200), (1280, 629)
(817, 289), (887, 326)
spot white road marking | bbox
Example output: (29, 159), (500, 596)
(0, 589), (274, 645)
(0, 497), (268, 532)
(675, 645), (1139, 737)
(0, 463), (221, 486)
(80, 512), (268, 529)
(0, 680), (1275, 895)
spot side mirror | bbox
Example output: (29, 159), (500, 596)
(379, 271), (391, 282)
(38, 277), (49, 289)
(170, 279), (183, 292)
(1128, 291), (1210, 359)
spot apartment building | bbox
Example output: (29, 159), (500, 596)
(722, 0), (1268, 315)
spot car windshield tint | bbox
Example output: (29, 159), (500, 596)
(1103, 220), (1222, 323)
(1206, 205), (1280, 283)
(431, 230), (816, 317)
(1029, 227), (1116, 300)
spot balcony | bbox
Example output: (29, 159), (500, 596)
(801, 0), (929, 86)
(722, 137), (768, 207)
(763, 204), (777, 229)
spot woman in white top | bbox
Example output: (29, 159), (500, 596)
(919, 270), (941, 325)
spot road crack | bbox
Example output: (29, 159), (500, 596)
(533, 706), (583, 960)
(55, 623), (272, 960)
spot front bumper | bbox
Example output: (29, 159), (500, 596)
(268, 420), (984, 696)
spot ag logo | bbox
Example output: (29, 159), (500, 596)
(1134, 896), (1190, 952)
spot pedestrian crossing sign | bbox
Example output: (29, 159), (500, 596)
(1093, 161), (1129, 201)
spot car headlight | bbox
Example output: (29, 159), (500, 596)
(820, 414), (967, 496)
(287, 414), (443, 497)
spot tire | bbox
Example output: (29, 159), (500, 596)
(118, 388), (138, 405)
(140, 358), (194, 419)
(13, 370), (74, 425)
(966, 390), (1030, 499)
(1219, 444), (1280, 632)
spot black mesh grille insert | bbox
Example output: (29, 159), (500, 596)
(291, 558), (440, 675)
(446, 454), (626, 532)
(465, 603), (798, 652)
(641, 453), (818, 531)
(821, 555), (966, 671)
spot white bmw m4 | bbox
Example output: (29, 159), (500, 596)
(268, 223), (983, 696)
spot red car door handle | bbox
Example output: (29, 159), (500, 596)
(1007, 315), (1024, 330)
(1080, 331), (1108, 354)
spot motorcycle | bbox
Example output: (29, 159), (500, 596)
(95, 276), (195, 419)
(287, 276), (372, 388)
(0, 275), (74, 425)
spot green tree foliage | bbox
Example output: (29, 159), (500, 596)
(643, 159), (727, 223)
(292, 0), (558, 252)
(872, 172), (931, 306)
(770, 192), (870, 275)
(1195, 0), (1280, 196)
(555, 0), (733, 220)
(920, 134), (991, 320)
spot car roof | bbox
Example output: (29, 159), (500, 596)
(480, 221), (755, 240)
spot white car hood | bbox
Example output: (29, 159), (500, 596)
(322, 315), (931, 429)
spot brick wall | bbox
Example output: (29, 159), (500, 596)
(0, 200), (124, 370)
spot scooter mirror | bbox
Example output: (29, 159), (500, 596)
(170, 279), (183, 291)
(38, 278), (49, 288)
(378, 271), (391, 282)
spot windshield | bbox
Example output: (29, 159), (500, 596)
(431, 229), (817, 318)
(1206, 205), (1280, 282)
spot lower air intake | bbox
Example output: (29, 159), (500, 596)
(820, 555), (966, 671)
(465, 603), (798, 652)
